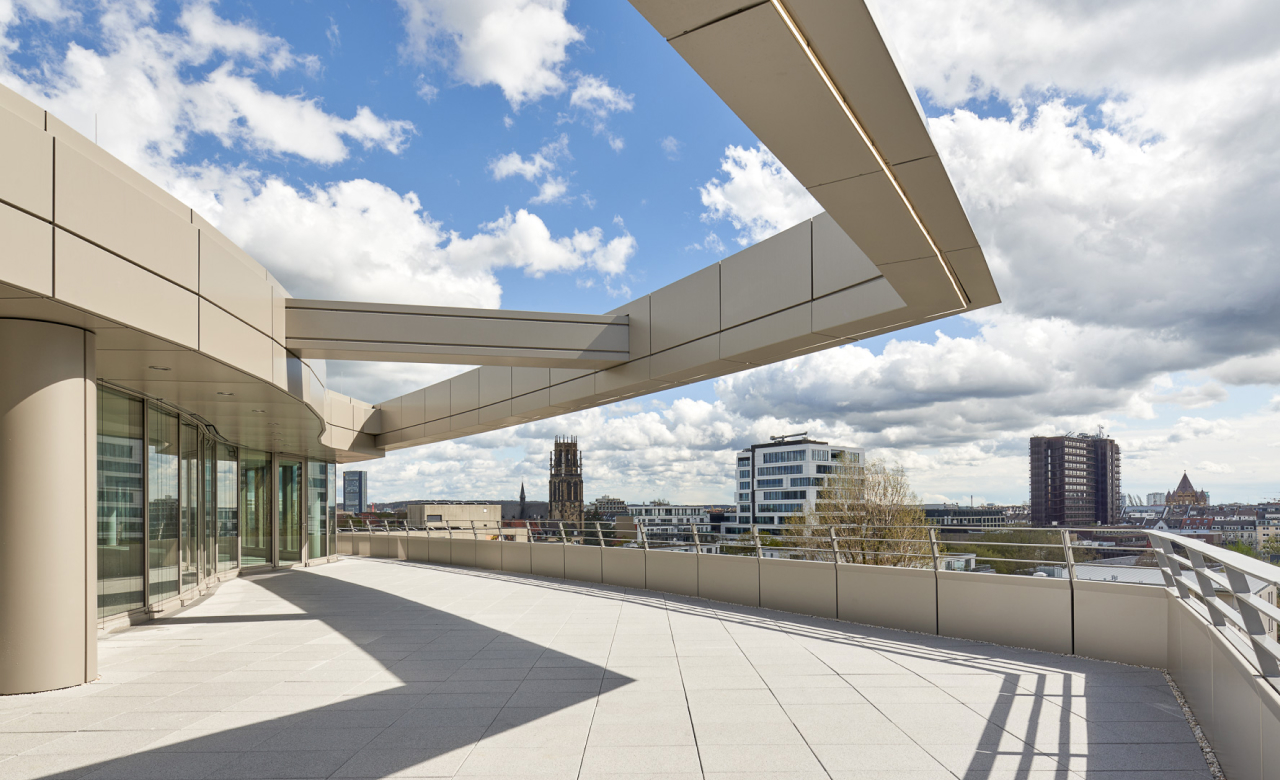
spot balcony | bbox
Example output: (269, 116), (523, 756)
(0, 543), (1227, 779)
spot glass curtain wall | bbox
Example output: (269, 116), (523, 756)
(307, 461), (327, 559)
(278, 458), (302, 564)
(203, 437), (216, 580)
(179, 423), (199, 592)
(217, 444), (239, 571)
(241, 450), (271, 567)
(327, 463), (337, 556)
(97, 388), (145, 619)
(148, 407), (180, 602)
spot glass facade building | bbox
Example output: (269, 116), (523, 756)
(94, 385), (339, 623)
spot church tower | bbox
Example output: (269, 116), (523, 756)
(518, 482), (527, 520)
(548, 436), (584, 535)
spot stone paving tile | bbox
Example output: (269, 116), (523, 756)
(0, 559), (1215, 779)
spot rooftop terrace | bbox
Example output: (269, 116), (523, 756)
(0, 558), (1209, 779)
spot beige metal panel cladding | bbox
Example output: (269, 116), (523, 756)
(335, 534), (353, 555)
(645, 550), (699, 597)
(836, 563), (936, 634)
(1072, 580), (1168, 669)
(355, 534), (371, 557)
(369, 535), (391, 558)
(628, 0), (754, 38)
(513, 367), (551, 396)
(407, 536), (430, 563)
(812, 212), (881, 299)
(936, 570), (1072, 654)
(891, 156), (979, 254)
(595, 357), (664, 399)
(608, 296), (651, 359)
(946, 247), (1000, 308)
(475, 540), (502, 570)
(0, 84), (43, 127)
(511, 388), (551, 418)
(760, 558), (836, 619)
(531, 544), (565, 579)
(428, 538), (451, 565)
(812, 277), (907, 339)
(649, 334), (735, 384)
(198, 231), (273, 335)
(478, 366), (512, 408)
(783, 0), (937, 166)
(670, 3), (879, 187)
(550, 374), (598, 409)
(450, 370), (480, 415)
(54, 141), (198, 291)
(697, 554), (759, 607)
(0, 321), (94, 694)
(0, 204), (52, 296)
(400, 388), (426, 428)
(199, 301), (274, 382)
(452, 538), (477, 568)
(0, 103), (52, 219)
(808, 172), (933, 267)
(719, 219), (811, 330)
(565, 545), (603, 584)
(55, 230), (199, 349)
(650, 263), (720, 353)
(502, 541), (532, 574)
(719, 304), (824, 364)
(601, 547), (646, 589)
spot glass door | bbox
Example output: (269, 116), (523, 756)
(179, 423), (199, 593)
(240, 450), (271, 567)
(307, 461), (327, 560)
(202, 437), (216, 581)
(278, 457), (303, 565)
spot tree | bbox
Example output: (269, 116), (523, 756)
(580, 507), (615, 547)
(783, 456), (930, 567)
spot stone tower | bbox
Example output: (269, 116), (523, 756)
(548, 436), (584, 535)
(518, 482), (527, 520)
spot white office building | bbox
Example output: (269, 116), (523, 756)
(724, 435), (864, 534)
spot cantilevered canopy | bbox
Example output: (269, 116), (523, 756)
(0, 0), (996, 463)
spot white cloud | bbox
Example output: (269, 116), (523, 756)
(569, 74), (632, 116)
(659, 135), (680, 159)
(530, 175), (568, 204)
(700, 143), (823, 246)
(489, 133), (572, 203)
(395, 0), (582, 108)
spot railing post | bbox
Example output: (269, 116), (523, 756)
(1188, 548), (1228, 628)
(470, 520), (477, 541)
(752, 524), (763, 559)
(1059, 529), (1076, 581)
(1150, 534), (1193, 600)
(1222, 562), (1280, 679)
(559, 521), (567, 545)
(829, 525), (839, 565)
(639, 523), (649, 551)
(928, 528), (940, 571)
(691, 522), (701, 555)
(595, 521), (605, 547)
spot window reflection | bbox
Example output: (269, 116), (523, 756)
(148, 407), (180, 603)
(278, 459), (302, 564)
(217, 444), (239, 572)
(97, 388), (144, 618)
(240, 450), (271, 567)
(307, 461), (326, 560)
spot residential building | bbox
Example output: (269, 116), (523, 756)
(923, 504), (1007, 529)
(343, 470), (368, 514)
(1029, 432), (1123, 526)
(1166, 472), (1210, 506)
(618, 505), (714, 545)
(1147, 491), (1166, 506)
(728, 434), (865, 532)
(548, 436), (584, 533)
(592, 495), (628, 518)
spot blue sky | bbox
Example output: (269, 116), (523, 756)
(3, 0), (1278, 506)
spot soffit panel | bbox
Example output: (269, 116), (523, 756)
(628, 0), (760, 39)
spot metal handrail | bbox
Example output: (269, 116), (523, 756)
(1149, 530), (1280, 686)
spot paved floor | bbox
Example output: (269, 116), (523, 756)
(0, 558), (1209, 779)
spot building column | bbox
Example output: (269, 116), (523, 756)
(0, 319), (96, 694)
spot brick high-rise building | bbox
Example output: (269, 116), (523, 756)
(1030, 432), (1122, 526)
(548, 436), (584, 534)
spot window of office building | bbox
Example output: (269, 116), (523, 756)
(762, 490), (807, 501)
(278, 458), (303, 564)
(758, 503), (802, 513)
(757, 478), (784, 489)
(97, 388), (145, 619)
(327, 463), (337, 555)
(217, 444), (239, 571)
(148, 406), (180, 603)
(179, 423), (199, 593)
(202, 438), (216, 580)
(791, 477), (824, 487)
(762, 449), (805, 464)
(758, 464), (803, 476)
(241, 450), (271, 567)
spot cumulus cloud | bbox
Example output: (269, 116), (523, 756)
(395, 0), (582, 108)
(489, 134), (573, 202)
(700, 143), (823, 246)
(659, 135), (680, 160)
(569, 74), (632, 117)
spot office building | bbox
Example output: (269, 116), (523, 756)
(343, 470), (368, 513)
(592, 495), (628, 518)
(548, 436), (584, 533)
(1029, 432), (1123, 526)
(1147, 491), (1166, 506)
(725, 435), (865, 533)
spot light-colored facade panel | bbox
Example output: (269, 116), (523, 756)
(808, 171), (934, 266)
(0, 203), (52, 296)
(423, 381), (450, 422)
(608, 295), (652, 359)
(670, 3), (880, 187)
(0, 85), (44, 128)
(649, 334), (735, 384)
(198, 231), (273, 335)
(549, 374), (597, 409)
(378, 395), (403, 433)
(650, 263), (721, 353)
(513, 366), (551, 397)
(54, 229), (198, 349)
(477, 366), (512, 408)
(595, 357), (662, 397)
(271, 342), (288, 390)
(719, 303), (822, 364)
(400, 387), (427, 428)
(198, 300), (273, 382)
(628, 0), (754, 39)
(946, 246), (1000, 308)
(812, 212), (880, 298)
(811, 276), (906, 339)
(449, 370), (479, 415)
(0, 104), (52, 219)
(891, 156), (979, 254)
(477, 399), (513, 425)
(784, 0), (938, 166)
(53, 141), (198, 291)
(511, 388), (550, 417)
(720, 219), (811, 330)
